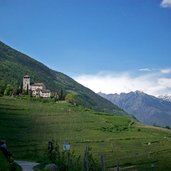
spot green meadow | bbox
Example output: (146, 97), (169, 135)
(0, 96), (171, 170)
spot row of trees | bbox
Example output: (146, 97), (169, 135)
(0, 80), (22, 96)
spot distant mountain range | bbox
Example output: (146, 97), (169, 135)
(0, 41), (124, 113)
(98, 91), (171, 127)
(158, 95), (171, 102)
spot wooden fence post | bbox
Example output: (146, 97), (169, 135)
(100, 155), (105, 171)
(82, 146), (89, 171)
(116, 160), (119, 171)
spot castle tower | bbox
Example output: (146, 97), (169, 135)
(23, 75), (30, 91)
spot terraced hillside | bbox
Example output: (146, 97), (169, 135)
(0, 96), (171, 170)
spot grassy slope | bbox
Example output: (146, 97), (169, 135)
(0, 97), (171, 170)
(0, 41), (121, 112)
(0, 151), (21, 171)
(0, 151), (10, 171)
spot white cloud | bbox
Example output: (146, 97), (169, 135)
(160, 68), (171, 74)
(139, 68), (152, 72)
(74, 70), (171, 96)
(158, 78), (171, 87)
(161, 0), (171, 8)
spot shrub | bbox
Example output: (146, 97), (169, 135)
(40, 141), (100, 171)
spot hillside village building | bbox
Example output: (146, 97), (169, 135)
(23, 75), (51, 98)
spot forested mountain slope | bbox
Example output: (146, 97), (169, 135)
(0, 41), (123, 113)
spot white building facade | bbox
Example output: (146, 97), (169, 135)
(23, 75), (51, 98)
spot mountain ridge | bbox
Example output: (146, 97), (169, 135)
(98, 91), (171, 127)
(0, 41), (123, 113)
(158, 94), (171, 102)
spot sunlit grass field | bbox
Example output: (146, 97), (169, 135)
(0, 96), (171, 170)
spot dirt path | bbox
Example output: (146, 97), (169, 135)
(15, 160), (39, 171)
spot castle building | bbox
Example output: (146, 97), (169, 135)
(30, 82), (45, 91)
(23, 75), (51, 98)
(23, 75), (30, 91)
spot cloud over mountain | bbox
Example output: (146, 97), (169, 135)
(74, 69), (171, 96)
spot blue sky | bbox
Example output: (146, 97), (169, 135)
(0, 0), (171, 95)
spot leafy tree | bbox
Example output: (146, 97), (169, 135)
(165, 126), (170, 129)
(65, 92), (78, 105)
(53, 92), (59, 102)
(82, 146), (99, 171)
(4, 84), (13, 96)
(0, 80), (6, 95)
(58, 89), (66, 100)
